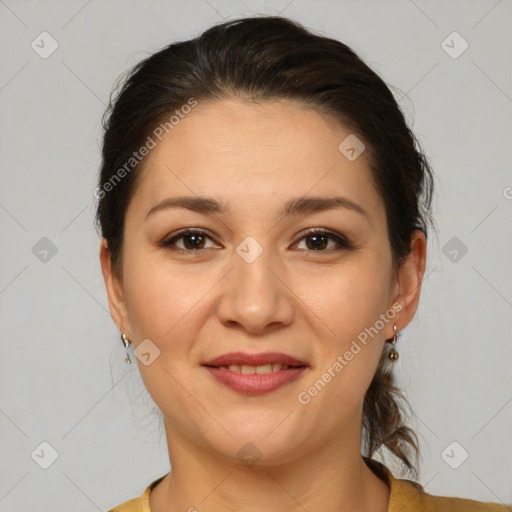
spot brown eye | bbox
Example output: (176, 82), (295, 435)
(181, 233), (206, 250)
(305, 233), (329, 250)
(160, 229), (218, 251)
(296, 229), (352, 252)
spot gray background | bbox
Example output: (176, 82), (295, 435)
(1, 0), (511, 510)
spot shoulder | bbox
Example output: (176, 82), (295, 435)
(419, 493), (512, 511)
(107, 495), (147, 512)
(391, 475), (511, 511)
(364, 458), (511, 512)
(107, 474), (166, 512)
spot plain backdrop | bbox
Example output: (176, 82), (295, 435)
(0, 0), (511, 510)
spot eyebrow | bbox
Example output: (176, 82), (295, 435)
(145, 195), (368, 219)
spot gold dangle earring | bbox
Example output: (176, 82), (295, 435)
(387, 324), (399, 362)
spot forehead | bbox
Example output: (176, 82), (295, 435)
(128, 98), (384, 222)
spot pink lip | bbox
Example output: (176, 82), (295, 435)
(203, 366), (307, 395)
(202, 351), (308, 368)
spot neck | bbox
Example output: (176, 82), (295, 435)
(149, 418), (390, 512)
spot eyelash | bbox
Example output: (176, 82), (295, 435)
(159, 228), (354, 253)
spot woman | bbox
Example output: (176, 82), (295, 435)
(97, 16), (510, 512)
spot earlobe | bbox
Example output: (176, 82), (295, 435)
(99, 238), (128, 334)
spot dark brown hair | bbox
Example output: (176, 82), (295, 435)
(96, 15), (434, 478)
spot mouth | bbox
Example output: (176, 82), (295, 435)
(201, 352), (309, 395)
(204, 362), (305, 374)
(202, 351), (309, 369)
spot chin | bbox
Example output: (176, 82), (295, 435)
(203, 426), (309, 468)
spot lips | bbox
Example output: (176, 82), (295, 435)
(202, 351), (308, 368)
(201, 352), (309, 395)
(204, 365), (307, 395)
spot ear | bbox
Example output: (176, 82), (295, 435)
(99, 238), (131, 336)
(390, 230), (427, 333)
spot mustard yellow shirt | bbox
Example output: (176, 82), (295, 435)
(107, 459), (511, 511)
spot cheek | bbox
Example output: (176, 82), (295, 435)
(294, 257), (391, 407)
(123, 253), (209, 340)
(121, 260), (211, 417)
(299, 255), (392, 342)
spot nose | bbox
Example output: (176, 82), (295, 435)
(216, 247), (295, 334)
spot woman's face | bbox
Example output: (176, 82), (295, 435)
(101, 98), (423, 465)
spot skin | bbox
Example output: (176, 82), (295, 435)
(100, 97), (426, 512)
